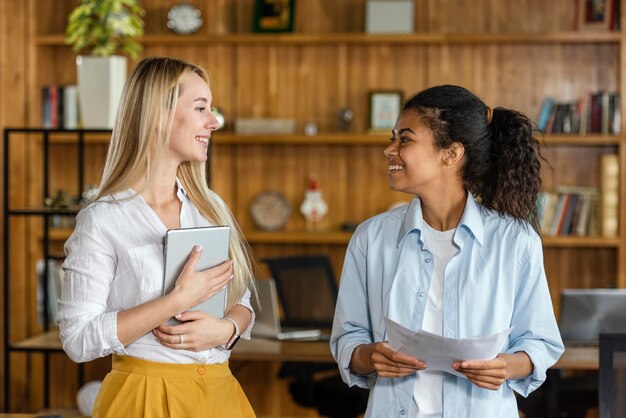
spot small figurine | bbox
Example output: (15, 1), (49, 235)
(299, 176), (329, 230)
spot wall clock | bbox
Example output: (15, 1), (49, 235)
(167, 2), (203, 35)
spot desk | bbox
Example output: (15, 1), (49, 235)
(234, 338), (599, 370)
(15, 330), (598, 369)
(554, 346), (598, 370)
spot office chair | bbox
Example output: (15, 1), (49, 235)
(263, 255), (369, 418)
(599, 333), (626, 418)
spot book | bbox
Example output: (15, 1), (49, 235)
(537, 97), (555, 132)
(600, 154), (619, 237)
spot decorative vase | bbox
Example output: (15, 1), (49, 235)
(76, 55), (127, 129)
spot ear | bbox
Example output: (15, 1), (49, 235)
(442, 142), (465, 166)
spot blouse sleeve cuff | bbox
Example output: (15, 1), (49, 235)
(237, 289), (255, 340)
(104, 311), (127, 355)
(505, 341), (557, 397)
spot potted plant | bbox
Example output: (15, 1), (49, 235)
(65, 0), (145, 128)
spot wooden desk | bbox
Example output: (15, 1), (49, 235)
(232, 338), (333, 363)
(553, 346), (599, 370)
(234, 338), (599, 370)
(15, 330), (599, 369)
(16, 330), (597, 368)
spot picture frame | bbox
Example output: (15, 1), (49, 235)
(253, 0), (296, 33)
(368, 90), (403, 132)
(576, 0), (616, 31)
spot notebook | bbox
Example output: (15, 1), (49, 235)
(559, 288), (626, 346)
(251, 278), (323, 340)
(163, 226), (230, 324)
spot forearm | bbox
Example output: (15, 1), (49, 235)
(224, 304), (252, 334)
(349, 343), (376, 375)
(500, 351), (534, 380)
(117, 292), (185, 346)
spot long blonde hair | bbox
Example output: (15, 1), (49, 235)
(96, 56), (255, 308)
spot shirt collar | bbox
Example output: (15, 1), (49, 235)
(175, 176), (187, 200)
(396, 193), (484, 247)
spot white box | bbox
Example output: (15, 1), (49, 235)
(234, 118), (297, 135)
(365, 0), (415, 34)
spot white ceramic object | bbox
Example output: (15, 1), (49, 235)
(76, 55), (127, 128)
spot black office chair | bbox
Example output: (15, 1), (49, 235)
(264, 255), (369, 418)
(599, 333), (626, 418)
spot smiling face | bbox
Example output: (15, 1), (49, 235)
(167, 72), (220, 165)
(384, 109), (453, 196)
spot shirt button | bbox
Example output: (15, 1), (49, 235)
(418, 291), (425, 297)
(400, 410), (406, 415)
(197, 367), (205, 375)
(425, 257), (431, 263)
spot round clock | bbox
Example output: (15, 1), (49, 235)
(250, 191), (291, 231)
(167, 2), (203, 35)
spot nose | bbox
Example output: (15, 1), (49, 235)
(384, 139), (399, 158)
(206, 110), (220, 131)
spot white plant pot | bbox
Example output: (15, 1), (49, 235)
(76, 55), (127, 129)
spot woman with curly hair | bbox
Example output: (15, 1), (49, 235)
(330, 85), (563, 417)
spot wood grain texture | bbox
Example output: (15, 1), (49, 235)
(1, 0), (625, 414)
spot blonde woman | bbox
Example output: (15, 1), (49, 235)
(58, 56), (256, 417)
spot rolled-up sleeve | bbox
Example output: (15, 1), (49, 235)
(506, 233), (564, 397)
(58, 209), (126, 363)
(237, 287), (255, 340)
(331, 228), (377, 389)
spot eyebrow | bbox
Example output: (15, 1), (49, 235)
(392, 128), (417, 135)
(193, 97), (208, 103)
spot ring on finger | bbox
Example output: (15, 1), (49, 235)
(179, 334), (185, 344)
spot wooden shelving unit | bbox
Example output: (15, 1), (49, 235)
(2, 0), (625, 414)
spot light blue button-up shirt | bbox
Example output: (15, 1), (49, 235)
(330, 194), (564, 418)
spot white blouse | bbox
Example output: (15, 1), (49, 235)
(58, 181), (254, 364)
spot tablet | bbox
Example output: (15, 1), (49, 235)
(163, 226), (230, 323)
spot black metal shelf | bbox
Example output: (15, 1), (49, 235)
(2, 128), (101, 411)
(7, 207), (79, 216)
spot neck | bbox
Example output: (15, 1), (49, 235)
(133, 167), (179, 207)
(420, 188), (467, 231)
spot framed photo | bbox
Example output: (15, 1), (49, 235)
(368, 90), (403, 131)
(576, 0), (615, 31)
(253, 0), (296, 33)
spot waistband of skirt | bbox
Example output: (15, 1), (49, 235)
(112, 355), (231, 379)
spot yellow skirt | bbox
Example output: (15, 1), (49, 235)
(93, 355), (255, 418)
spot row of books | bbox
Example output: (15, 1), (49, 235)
(536, 92), (620, 135)
(539, 186), (601, 237)
(42, 85), (79, 129)
(539, 154), (620, 238)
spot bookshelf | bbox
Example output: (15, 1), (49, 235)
(1, 0), (625, 415)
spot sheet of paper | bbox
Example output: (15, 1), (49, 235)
(384, 317), (512, 378)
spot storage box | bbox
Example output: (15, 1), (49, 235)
(365, 0), (415, 34)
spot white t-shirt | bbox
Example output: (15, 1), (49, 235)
(412, 222), (457, 418)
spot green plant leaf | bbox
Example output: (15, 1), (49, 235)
(65, 0), (144, 57)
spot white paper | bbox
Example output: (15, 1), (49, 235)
(384, 317), (512, 378)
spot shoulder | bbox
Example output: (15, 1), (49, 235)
(480, 207), (540, 250)
(351, 203), (409, 247)
(75, 193), (135, 231)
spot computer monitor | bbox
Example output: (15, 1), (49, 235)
(264, 255), (339, 329)
(559, 289), (626, 344)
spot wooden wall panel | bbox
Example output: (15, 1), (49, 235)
(1, 0), (624, 414)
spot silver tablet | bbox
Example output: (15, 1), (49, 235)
(163, 226), (230, 322)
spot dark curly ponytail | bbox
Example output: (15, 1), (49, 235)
(404, 85), (542, 232)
